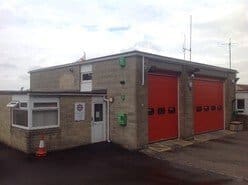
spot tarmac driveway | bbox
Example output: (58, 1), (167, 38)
(149, 131), (248, 184)
(0, 141), (237, 185)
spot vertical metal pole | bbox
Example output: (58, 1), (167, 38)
(183, 34), (186, 60)
(229, 38), (232, 69)
(189, 15), (192, 61)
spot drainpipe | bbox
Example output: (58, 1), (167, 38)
(103, 97), (111, 142)
(141, 56), (145, 86)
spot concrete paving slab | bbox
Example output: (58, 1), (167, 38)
(194, 130), (236, 143)
(148, 144), (172, 152)
(145, 131), (248, 185)
(171, 140), (194, 147)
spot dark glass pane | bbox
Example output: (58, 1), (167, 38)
(196, 106), (202, 112)
(94, 104), (103, 122)
(20, 102), (27, 107)
(34, 102), (57, 108)
(217, 105), (223, 111)
(158, 107), (165, 115)
(168, 107), (176, 114)
(32, 110), (58, 127)
(13, 110), (28, 127)
(148, 108), (154, 116)
(203, 106), (209, 111)
(237, 99), (245, 109)
(82, 73), (92, 81)
(211, 105), (216, 111)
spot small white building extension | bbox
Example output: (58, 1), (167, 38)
(236, 84), (248, 115)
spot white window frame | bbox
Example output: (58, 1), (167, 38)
(236, 99), (245, 113)
(30, 98), (60, 130)
(80, 64), (92, 92)
(11, 97), (60, 130)
(12, 101), (29, 129)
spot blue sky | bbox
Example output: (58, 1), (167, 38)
(0, 0), (247, 89)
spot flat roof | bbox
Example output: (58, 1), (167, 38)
(0, 89), (107, 96)
(29, 50), (237, 74)
(236, 84), (248, 92)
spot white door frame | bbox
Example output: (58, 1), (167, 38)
(91, 97), (106, 143)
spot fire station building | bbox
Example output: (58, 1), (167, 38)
(0, 50), (237, 153)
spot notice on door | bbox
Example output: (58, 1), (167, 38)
(74, 102), (85, 121)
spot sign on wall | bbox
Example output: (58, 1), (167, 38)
(74, 102), (85, 121)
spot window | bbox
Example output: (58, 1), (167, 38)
(148, 108), (154, 116)
(9, 97), (59, 130)
(8, 100), (28, 127)
(237, 99), (245, 110)
(32, 101), (59, 128)
(81, 65), (92, 92)
(168, 107), (176, 114)
(32, 110), (58, 127)
(20, 102), (27, 108)
(158, 107), (165, 115)
(34, 102), (57, 108)
(13, 109), (28, 127)
(94, 104), (103, 122)
(82, 73), (92, 81)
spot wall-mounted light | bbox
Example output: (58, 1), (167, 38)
(69, 68), (74, 73)
(188, 68), (200, 91)
(188, 80), (193, 90)
(232, 77), (239, 84)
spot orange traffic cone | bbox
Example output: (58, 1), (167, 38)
(36, 135), (47, 157)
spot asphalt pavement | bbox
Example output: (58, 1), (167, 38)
(0, 141), (236, 185)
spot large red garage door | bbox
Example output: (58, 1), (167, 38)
(193, 78), (224, 134)
(148, 74), (178, 142)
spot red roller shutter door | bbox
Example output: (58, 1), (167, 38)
(193, 78), (224, 134)
(148, 74), (178, 142)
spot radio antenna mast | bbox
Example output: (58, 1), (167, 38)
(219, 38), (236, 69)
(183, 34), (186, 60)
(182, 15), (192, 61)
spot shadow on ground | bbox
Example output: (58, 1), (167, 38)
(0, 142), (234, 185)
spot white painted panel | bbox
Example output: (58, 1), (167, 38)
(12, 95), (29, 102)
(74, 102), (85, 121)
(91, 97), (106, 143)
(80, 81), (92, 92)
(81, 64), (92, 73)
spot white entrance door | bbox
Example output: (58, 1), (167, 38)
(91, 97), (106, 143)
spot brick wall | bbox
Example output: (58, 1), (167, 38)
(30, 65), (81, 91)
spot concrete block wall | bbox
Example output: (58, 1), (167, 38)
(0, 94), (92, 153)
(28, 96), (92, 153)
(30, 65), (81, 91)
(179, 66), (194, 140)
(0, 95), (12, 145)
(92, 56), (139, 149)
(224, 73), (236, 127)
(236, 114), (248, 130)
(0, 95), (29, 152)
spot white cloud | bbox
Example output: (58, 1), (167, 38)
(0, 0), (247, 90)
